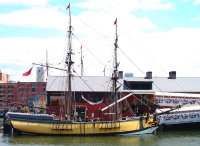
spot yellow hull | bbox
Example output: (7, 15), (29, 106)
(10, 116), (157, 135)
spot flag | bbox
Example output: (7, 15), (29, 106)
(23, 68), (32, 76)
(103, 67), (105, 72)
(66, 4), (70, 10)
(80, 45), (82, 49)
(114, 18), (117, 25)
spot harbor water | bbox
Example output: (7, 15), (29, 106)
(1, 131), (200, 146)
(1, 118), (200, 146)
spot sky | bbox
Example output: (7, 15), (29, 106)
(0, 0), (200, 82)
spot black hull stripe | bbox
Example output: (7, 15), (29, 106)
(17, 127), (155, 136)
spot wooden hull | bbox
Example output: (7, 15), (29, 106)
(7, 112), (158, 135)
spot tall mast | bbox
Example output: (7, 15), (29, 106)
(65, 3), (74, 119)
(112, 18), (119, 120)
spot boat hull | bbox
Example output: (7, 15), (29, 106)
(7, 112), (157, 135)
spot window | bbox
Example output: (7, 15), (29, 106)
(32, 83), (35, 93)
(32, 88), (35, 92)
(8, 90), (13, 93)
(129, 82), (152, 90)
(32, 83), (35, 87)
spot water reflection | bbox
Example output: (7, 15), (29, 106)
(1, 134), (158, 146)
(1, 130), (200, 146)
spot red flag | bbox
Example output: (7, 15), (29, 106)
(80, 45), (82, 49)
(23, 68), (32, 76)
(114, 18), (117, 25)
(66, 4), (70, 10)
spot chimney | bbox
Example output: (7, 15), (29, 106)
(146, 71), (152, 79)
(119, 71), (123, 79)
(169, 71), (176, 79)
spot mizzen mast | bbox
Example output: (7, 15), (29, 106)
(112, 18), (119, 120)
(65, 3), (74, 120)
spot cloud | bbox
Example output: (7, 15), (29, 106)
(0, 36), (68, 81)
(0, 7), (68, 30)
(74, 0), (175, 12)
(194, 0), (200, 5)
(183, 0), (190, 3)
(190, 15), (200, 22)
(1, 26), (200, 82)
(1, 0), (200, 82)
(122, 27), (200, 77)
(0, 0), (48, 6)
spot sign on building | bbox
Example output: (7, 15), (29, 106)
(36, 67), (45, 82)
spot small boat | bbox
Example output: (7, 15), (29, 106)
(7, 4), (158, 135)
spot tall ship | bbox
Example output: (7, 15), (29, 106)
(6, 4), (159, 135)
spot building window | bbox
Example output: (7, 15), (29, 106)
(32, 83), (35, 93)
(32, 88), (35, 92)
(129, 82), (152, 90)
(32, 83), (35, 88)
(8, 90), (13, 93)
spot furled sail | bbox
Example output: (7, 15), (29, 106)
(81, 95), (103, 105)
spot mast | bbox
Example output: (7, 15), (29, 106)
(65, 3), (74, 120)
(112, 18), (119, 120)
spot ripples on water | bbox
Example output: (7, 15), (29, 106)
(1, 131), (200, 146)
